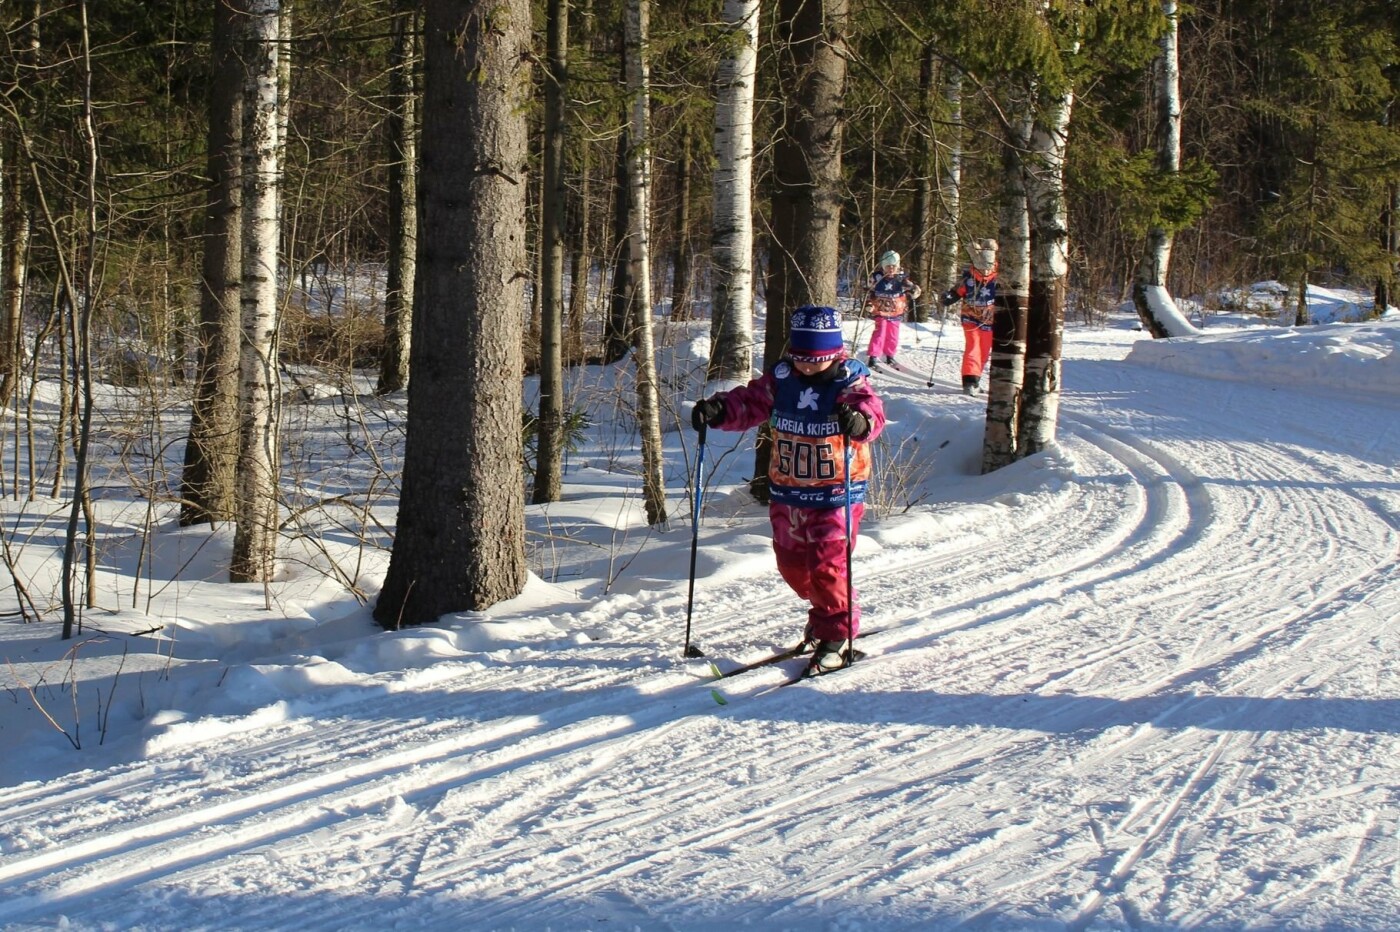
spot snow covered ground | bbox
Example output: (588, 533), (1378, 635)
(0, 291), (1397, 930)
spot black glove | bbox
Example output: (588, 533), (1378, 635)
(941, 289), (959, 307)
(692, 397), (725, 431)
(835, 403), (870, 439)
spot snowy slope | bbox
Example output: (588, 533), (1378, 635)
(0, 303), (1397, 930)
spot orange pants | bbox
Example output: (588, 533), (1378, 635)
(961, 323), (992, 378)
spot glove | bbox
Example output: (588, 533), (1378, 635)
(692, 397), (725, 431)
(940, 289), (959, 307)
(835, 403), (870, 439)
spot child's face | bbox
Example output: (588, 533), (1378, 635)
(792, 356), (838, 376)
(882, 262), (899, 276)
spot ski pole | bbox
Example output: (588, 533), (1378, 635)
(842, 440), (855, 665)
(927, 305), (947, 387)
(682, 423), (707, 658)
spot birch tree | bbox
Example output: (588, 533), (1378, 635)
(373, 0), (530, 627)
(533, 0), (567, 504)
(707, 0), (758, 386)
(231, 0), (282, 583)
(1131, 0), (1198, 338)
(981, 101), (1031, 473)
(933, 64), (963, 300)
(1018, 77), (1073, 458)
(625, 0), (667, 528)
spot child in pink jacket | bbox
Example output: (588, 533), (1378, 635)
(863, 250), (922, 366)
(692, 305), (885, 675)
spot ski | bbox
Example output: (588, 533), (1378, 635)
(708, 640), (813, 680)
(782, 647), (868, 686)
(882, 358), (924, 379)
(708, 628), (879, 681)
(867, 359), (932, 389)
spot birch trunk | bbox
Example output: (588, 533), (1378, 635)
(625, 0), (667, 528)
(231, 0), (282, 584)
(981, 101), (1032, 474)
(1131, 0), (1198, 338)
(533, 0), (568, 503)
(708, 0), (758, 385)
(373, 0), (530, 627)
(1018, 83), (1073, 458)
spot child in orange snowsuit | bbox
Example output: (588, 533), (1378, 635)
(942, 238), (999, 395)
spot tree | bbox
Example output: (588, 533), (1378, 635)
(180, 0), (243, 527)
(982, 100), (1031, 473)
(373, 0), (531, 628)
(532, 0), (568, 503)
(707, 0), (759, 386)
(932, 61), (963, 301)
(0, 1), (39, 410)
(376, 0), (418, 394)
(624, 0), (667, 528)
(230, 0), (283, 584)
(1018, 72), (1073, 458)
(756, 0), (848, 500)
(1131, 0), (1199, 338)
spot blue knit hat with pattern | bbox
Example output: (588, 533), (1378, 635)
(788, 305), (844, 362)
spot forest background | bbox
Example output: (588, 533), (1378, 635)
(1, 0), (1398, 634)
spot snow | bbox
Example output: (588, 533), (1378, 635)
(1, 287), (1399, 930)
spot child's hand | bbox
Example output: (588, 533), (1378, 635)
(692, 397), (725, 431)
(835, 403), (870, 440)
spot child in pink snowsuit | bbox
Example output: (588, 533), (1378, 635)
(864, 250), (922, 365)
(692, 306), (885, 674)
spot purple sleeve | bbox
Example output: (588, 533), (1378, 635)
(712, 371), (777, 432)
(840, 375), (886, 443)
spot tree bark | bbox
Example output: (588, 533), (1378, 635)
(756, 0), (847, 499)
(708, 0), (759, 385)
(231, 0), (283, 583)
(180, 0), (243, 526)
(377, 0), (418, 394)
(934, 65), (963, 299)
(533, 0), (568, 503)
(625, 0), (667, 528)
(1131, 0), (1197, 339)
(373, 0), (530, 627)
(0, 2), (39, 410)
(982, 101), (1031, 474)
(1018, 81), (1072, 459)
(669, 120), (693, 321)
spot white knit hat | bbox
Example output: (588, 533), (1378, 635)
(878, 250), (900, 268)
(969, 238), (998, 272)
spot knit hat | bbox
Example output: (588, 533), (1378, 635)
(788, 305), (844, 362)
(879, 250), (901, 269)
(970, 238), (998, 272)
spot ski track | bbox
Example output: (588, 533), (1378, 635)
(2, 361), (1398, 929)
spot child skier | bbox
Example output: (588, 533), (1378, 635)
(863, 250), (922, 367)
(691, 305), (886, 676)
(941, 238), (999, 395)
